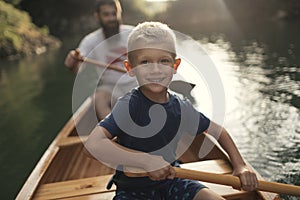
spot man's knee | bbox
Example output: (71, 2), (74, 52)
(94, 90), (112, 105)
(94, 90), (112, 119)
(95, 90), (111, 99)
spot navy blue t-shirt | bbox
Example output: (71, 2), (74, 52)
(99, 88), (210, 189)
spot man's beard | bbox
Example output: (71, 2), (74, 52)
(101, 20), (120, 38)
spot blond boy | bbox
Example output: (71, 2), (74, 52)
(85, 21), (258, 200)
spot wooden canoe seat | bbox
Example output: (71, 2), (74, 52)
(33, 174), (116, 200)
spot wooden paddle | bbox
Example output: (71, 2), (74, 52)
(74, 48), (127, 73)
(125, 167), (300, 196)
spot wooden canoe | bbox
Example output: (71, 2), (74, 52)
(16, 96), (281, 200)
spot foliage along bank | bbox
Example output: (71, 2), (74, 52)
(0, 1), (61, 60)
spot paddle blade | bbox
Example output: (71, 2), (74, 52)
(169, 80), (196, 103)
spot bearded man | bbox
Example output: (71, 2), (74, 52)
(65, 0), (136, 120)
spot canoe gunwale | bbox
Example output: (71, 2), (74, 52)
(16, 97), (93, 200)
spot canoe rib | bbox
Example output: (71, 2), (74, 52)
(16, 96), (281, 200)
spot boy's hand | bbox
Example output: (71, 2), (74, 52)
(143, 155), (176, 181)
(233, 166), (258, 191)
(147, 165), (176, 181)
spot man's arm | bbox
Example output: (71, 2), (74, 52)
(64, 49), (83, 73)
(206, 121), (258, 191)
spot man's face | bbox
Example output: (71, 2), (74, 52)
(97, 4), (119, 31)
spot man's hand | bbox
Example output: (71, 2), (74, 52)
(64, 49), (83, 73)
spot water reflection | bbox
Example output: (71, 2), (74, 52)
(0, 58), (44, 137)
(195, 35), (299, 199)
(0, 48), (74, 199)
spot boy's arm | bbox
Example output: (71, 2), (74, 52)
(206, 121), (258, 191)
(83, 125), (175, 180)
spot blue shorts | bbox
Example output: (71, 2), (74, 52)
(113, 178), (207, 200)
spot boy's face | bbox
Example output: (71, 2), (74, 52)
(125, 48), (180, 94)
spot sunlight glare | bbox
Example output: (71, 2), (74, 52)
(146, 0), (177, 2)
(142, 0), (175, 17)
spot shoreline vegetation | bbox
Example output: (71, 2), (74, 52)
(0, 1), (61, 60)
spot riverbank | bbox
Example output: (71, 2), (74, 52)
(0, 1), (61, 60)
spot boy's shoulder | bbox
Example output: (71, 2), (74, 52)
(169, 92), (193, 106)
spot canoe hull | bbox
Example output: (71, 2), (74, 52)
(17, 97), (281, 200)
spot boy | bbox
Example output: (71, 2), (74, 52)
(84, 21), (258, 200)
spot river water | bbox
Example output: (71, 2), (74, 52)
(1, 2), (300, 200)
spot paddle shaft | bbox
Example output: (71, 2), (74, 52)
(74, 49), (127, 73)
(176, 168), (300, 196)
(126, 167), (300, 196)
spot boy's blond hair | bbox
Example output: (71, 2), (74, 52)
(127, 22), (177, 61)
